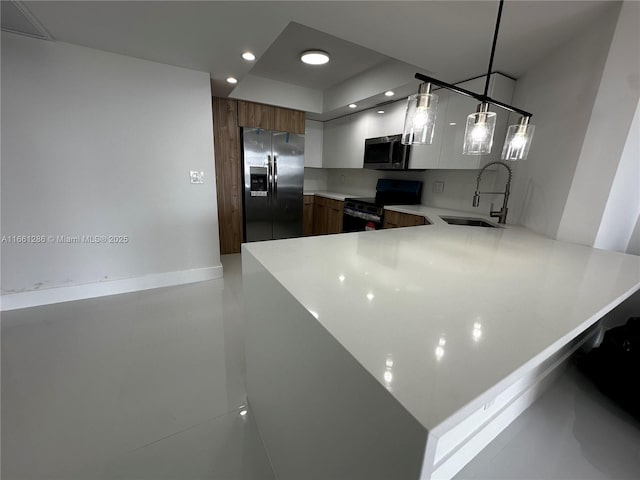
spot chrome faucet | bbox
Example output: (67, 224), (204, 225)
(473, 161), (512, 224)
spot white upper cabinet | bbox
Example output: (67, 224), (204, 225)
(409, 88), (450, 169)
(350, 109), (370, 167)
(304, 119), (324, 168)
(438, 76), (486, 170)
(319, 74), (515, 170)
(366, 100), (406, 139)
(322, 114), (367, 169)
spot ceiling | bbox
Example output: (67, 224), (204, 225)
(13, 1), (618, 116)
(250, 22), (394, 91)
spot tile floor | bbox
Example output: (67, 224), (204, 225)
(3, 253), (640, 479)
(2, 254), (275, 480)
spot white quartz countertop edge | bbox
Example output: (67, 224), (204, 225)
(303, 191), (359, 201)
(302, 192), (512, 227)
(383, 204), (506, 227)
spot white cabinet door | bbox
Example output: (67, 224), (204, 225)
(304, 119), (324, 168)
(322, 115), (365, 169)
(350, 110), (370, 168)
(366, 100), (406, 139)
(409, 89), (449, 169)
(438, 76), (485, 170)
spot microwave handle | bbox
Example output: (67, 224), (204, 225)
(389, 138), (397, 164)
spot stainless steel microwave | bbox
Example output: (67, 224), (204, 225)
(363, 134), (411, 170)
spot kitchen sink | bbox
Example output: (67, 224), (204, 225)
(440, 216), (500, 228)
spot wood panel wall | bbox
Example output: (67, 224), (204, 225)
(213, 97), (243, 254)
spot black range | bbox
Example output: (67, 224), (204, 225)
(342, 179), (423, 232)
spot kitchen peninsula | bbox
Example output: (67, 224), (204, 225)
(242, 224), (640, 480)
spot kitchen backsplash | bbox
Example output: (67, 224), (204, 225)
(303, 168), (329, 192)
(320, 168), (501, 215)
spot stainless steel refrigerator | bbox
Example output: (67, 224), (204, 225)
(243, 128), (304, 242)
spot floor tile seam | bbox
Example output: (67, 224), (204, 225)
(113, 407), (243, 457)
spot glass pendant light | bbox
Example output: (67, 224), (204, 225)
(502, 116), (535, 160)
(463, 103), (496, 155)
(401, 83), (438, 145)
(402, 1), (535, 156)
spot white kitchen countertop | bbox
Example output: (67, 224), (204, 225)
(303, 191), (360, 201)
(384, 204), (505, 227)
(242, 225), (640, 435)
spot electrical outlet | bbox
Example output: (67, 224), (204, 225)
(340, 174), (346, 185)
(433, 181), (445, 194)
(190, 171), (204, 184)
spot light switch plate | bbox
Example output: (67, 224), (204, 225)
(433, 181), (445, 194)
(190, 171), (204, 184)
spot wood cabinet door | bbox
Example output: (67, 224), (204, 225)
(238, 100), (306, 134)
(237, 100), (274, 130)
(274, 108), (305, 134)
(326, 199), (344, 234)
(312, 197), (328, 235)
(384, 210), (427, 228)
(303, 195), (314, 236)
(406, 213), (427, 226)
(383, 210), (401, 228)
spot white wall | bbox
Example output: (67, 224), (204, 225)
(507, 5), (620, 239)
(627, 216), (640, 255)
(558, 1), (640, 246)
(1, 33), (221, 301)
(594, 98), (640, 253)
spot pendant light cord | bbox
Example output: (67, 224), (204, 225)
(484, 0), (505, 97)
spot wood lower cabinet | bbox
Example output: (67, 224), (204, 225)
(312, 198), (327, 235)
(312, 196), (344, 235)
(383, 210), (428, 229)
(326, 199), (344, 234)
(303, 195), (314, 236)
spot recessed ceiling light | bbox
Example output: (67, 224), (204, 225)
(384, 91), (395, 97)
(226, 77), (238, 84)
(300, 50), (330, 65)
(377, 110), (385, 114)
(241, 51), (256, 61)
(348, 104), (357, 109)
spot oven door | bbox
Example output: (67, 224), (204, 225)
(342, 205), (384, 233)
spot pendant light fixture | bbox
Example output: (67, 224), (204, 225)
(502, 116), (535, 160)
(402, 0), (535, 160)
(401, 82), (439, 145)
(463, 103), (496, 155)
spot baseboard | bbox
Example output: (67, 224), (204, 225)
(0, 265), (224, 311)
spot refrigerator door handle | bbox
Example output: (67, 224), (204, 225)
(267, 154), (272, 204)
(273, 155), (278, 201)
